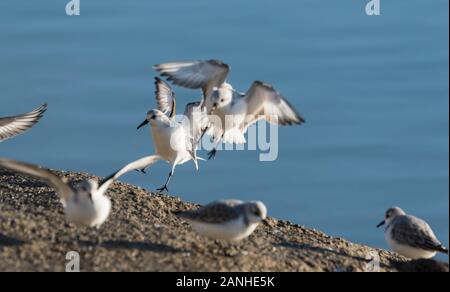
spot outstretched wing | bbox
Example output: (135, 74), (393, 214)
(154, 60), (230, 99)
(154, 77), (176, 118)
(243, 81), (304, 130)
(0, 157), (74, 204)
(98, 155), (162, 194)
(0, 104), (48, 142)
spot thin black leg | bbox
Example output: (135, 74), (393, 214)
(157, 171), (173, 193)
(207, 148), (217, 160)
(135, 168), (147, 174)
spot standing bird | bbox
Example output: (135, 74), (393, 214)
(174, 200), (267, 241)
(136, 78), (208, 192)
(0, 104), (47, 142)
(0, 157), (158, 228)
(377, 207), (449, 259)
(153, 60), (305, 160)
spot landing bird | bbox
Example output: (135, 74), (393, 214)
(153, 60), (305, 160)
(0, 157), (149, 229)
(0, 158), (112, 228)
(0, 104), (47, 142)
(0, 156), (163, 228)
(173, 200), (267, 241)
(377, 207), (449, 259)
(136, 78), (208, 192)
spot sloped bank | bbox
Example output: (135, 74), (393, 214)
(0, 170), (447, 272)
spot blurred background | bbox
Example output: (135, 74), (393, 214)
(0, 0), (448, 259)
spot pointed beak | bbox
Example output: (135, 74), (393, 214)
(137, 120), (149, 130)
(377, 220), (386, 228)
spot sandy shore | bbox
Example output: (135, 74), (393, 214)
(0, 169), (447, 272)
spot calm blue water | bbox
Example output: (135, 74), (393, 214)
(1, 0), (448, 259)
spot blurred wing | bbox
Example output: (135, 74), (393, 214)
(183, 101), (210, 151)
(243, 81), (304, 130)
(0, 104), (47, 142)
(153, 60), (230, 99)
(0, 157), (74, 203)
(391, 217), (443, 252)
(98, 155), (162, 193)
(154, 77), (176, 118)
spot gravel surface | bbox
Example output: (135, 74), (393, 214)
(1, 169), (447, 272)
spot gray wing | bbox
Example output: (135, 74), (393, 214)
(243, 81), (304, 130)
(0, 104), (47, 142)
(154, 77), (176, 118)
(153, 60), (230, 99)
(175, 200), (243, 224)
(98, 155), (162, 194)
(391, 216), (444, 252)
(0, 157), (74, 204)
(183, 101), (209, 152)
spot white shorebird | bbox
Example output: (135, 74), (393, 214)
(377, 207), (449, 259)
(154, 60), (305, 159)
(136, 78), (208, 192)
(0, 104), (47, 143)
(174, 200), (267, 241)
(0, 157), (160, 228)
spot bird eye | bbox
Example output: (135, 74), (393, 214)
(151, 115), (156, 119)
(220, 99), (225, 103)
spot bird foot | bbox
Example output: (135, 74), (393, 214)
(135, 168), (147, 174)
(157, 185), (169, 193)
(207, 149), (217, 160)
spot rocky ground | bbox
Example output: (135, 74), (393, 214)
(0, 169), (448, 272)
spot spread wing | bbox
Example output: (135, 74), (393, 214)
(98, 155), (162, 194)
(0, 157), (74, 204)
(0, 104), (47, 142)
(154, 77), (176, 118)
(243, 81), (304, 130)
(153, 60), (230, 99)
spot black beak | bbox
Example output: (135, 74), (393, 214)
(377, 220), (386, 228)
(137, 120), (149, 130)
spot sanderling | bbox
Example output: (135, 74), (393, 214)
(0, 104), (47, 143)
(174, 200), (267, 241)
(0, 157), (149, 229)
(154, 60), (305, 160)
(377, 207), (449, 259)
(154, 77), (209, 152)
(136, 78), (208, 192)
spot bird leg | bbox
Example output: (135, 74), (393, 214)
(207, 148), (217, 160)
(207, 135), (224, 160)
(135, 168), (147, 174)
(157, 171), (173, 193)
